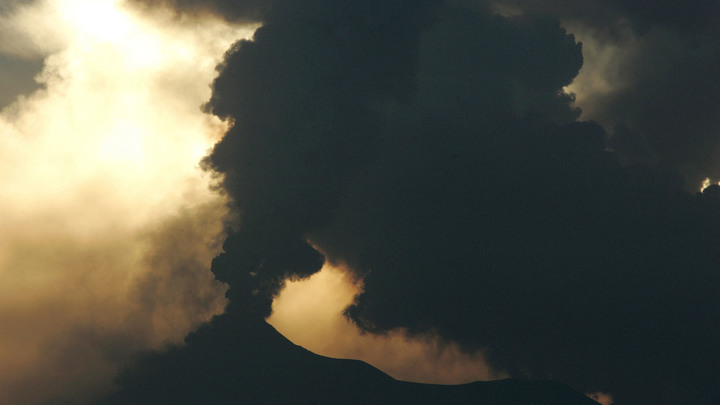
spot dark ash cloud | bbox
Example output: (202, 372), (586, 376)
(492, 0), (720, 185)
(201, 0), (442, 317)
(113, 1), (719, 404)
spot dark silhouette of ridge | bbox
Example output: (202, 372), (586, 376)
(101, 310), (599, 404)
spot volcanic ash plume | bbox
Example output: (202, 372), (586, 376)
(0, 1), (254, 403)
(197, 1), (720, 403)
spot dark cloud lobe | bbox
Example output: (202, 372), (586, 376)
(112, 0), (719, 404)
(493, 0), (720, 184)
(490, 0), (720, 35)
(0, 55), (43, 109)
(0, 1), (45, 109)
(201, 0), (442, 317)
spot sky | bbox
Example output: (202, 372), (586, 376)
(0, 0), (718, 404)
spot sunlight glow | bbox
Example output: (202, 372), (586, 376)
(60, 0), (132, 42)
(587, 391), (614, 405)
(269, 262), (500, 385)
(0, 0), (256, 228)
(0, 1), (257, 403)
(99, 122), (147, 163)
(700, 177), (719, 192)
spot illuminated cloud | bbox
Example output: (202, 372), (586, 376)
(0, 1), (253, 403)
(268, 263), (499, 385)
(4, 0), (716, 404)
(587, 391), (614, 405)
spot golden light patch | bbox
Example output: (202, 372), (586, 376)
(700, 177), (720, 192)
(587, 391), (614, 405)
(59, 0), (132, 42)
(269, 263), (501, 385)
(0, 1), (256, 403)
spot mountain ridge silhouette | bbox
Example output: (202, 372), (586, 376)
(101, 310), (599, 404)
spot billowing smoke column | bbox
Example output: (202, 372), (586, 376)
(203, 0), (442, 317)
(129, 0), (719, 403)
